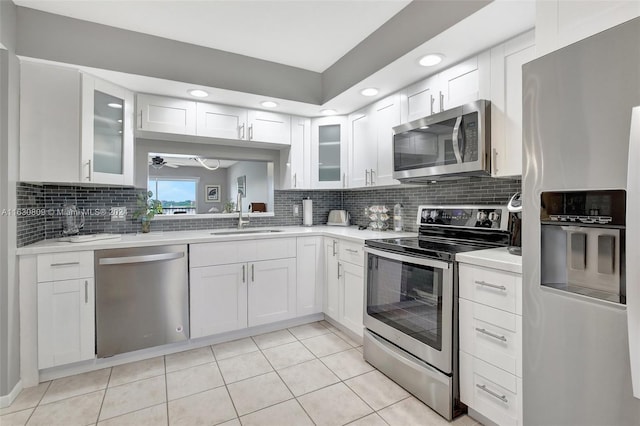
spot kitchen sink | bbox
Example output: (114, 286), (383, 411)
(211, 229), (285, 236)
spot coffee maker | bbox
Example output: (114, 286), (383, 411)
(507, 192), (522, 255)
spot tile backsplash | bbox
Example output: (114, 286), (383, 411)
(17, 177), (520, 247)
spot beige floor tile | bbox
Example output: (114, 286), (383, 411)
(28, 390), (104, 426)
(212, 338), (259, 360)
(288, 322), (331, 340)
(319, 320), (339, 332)
(217, 419), (241, 426)
(278, 359), (340, 396)
(165, 346), (215, 373)
(320, 349), (374, 380)
(251, 329), (297, 350)
(226, 372), (292, 416)
(0, 382), (50, 415)
(355, 346), (363, 354)
(452, 414), (479, 426)
(333, 329), (361, 347)
(297, 382), (372, 426)
(301, 333), (352, 357)
(240, 399), (313, 426)
(217, 351), (273, 384)
(99, 376), (166, 421)
(98, 403), (167, 426)
(166, 362), (224, 401)
(262, 341), (316, 370)
(345, 371), (410, 410)
(168, 387), (236, 426)
(346, 413), (389, 426)
(40, 369), (110, 405)
(0, 408), (33, 426)
(109, 357), (165, 387)
(378, 397), (448, 426)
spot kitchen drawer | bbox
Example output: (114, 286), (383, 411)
(459, 299), (522, 377)
(190, 237), (296, 267)
(37, 251), (94, 282)
(459, 264), (522, 314)
(460, 352), (522, 426)
(338, 240), (364, 265)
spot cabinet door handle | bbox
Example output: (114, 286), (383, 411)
(345, 248), (359, 254)
(474, 280), (507, 291)
(475, 327), (507, 342)
(365, 169), (370, 186)
(430, 94), (435, 115)
(370, 169), (376, 185)
(476, 384), (508, 403)
(342, 173), (346, 188)
(337, 262), (342, 279)
(251, 264), (255, 282)
(242, 264), (246, 283)
(492, 148), (498, 174)
(248, 124), (253, 140)
(50, 261), (80, 267)
(293, 173), (297, 188)
(440, 91), (444, 112)
(332, 240), (337, 257)
(138, 109), (143, 129)
(84, 280), (88, 304)
(239, 123), (245, 139)
(86, 159), (92, 181)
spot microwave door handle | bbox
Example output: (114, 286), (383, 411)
(452, 116), (463, 164)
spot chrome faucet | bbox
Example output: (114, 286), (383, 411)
(237, 191), (250, 229)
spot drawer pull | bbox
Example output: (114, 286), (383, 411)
(84, 280), (88, 304)
(50, 262), (80, 267)
(475, 280), (506, 291)
(345, 248), (359, 254)
(475, 327), (507, 342)
(476, 384), (508, 403)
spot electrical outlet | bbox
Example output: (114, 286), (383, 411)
(111, 206), (127, 222)
(293, 204), (300, 217)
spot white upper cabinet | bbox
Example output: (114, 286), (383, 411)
(311, 116), (348, 189)
(490, 31), (536, 177)
(137, 94), (196, 135)
(281, 116), (311, 190)
(20, 61), (134, 185)
(349, 94), (401, 188)
(247, 110), (291, 145)
(439, 51), (491, 112)
(196, 103), (247, 140)
(401, 73), (441, 123)
(81, 74), (134, 186)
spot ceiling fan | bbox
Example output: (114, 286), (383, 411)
(149, 155), (179, 169)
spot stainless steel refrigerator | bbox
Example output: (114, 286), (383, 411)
(522, 17), (640, 425)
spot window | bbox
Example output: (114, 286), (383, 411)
(148, 178), (198, 215)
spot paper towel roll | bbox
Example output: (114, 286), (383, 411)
(303, 198), (313, 226)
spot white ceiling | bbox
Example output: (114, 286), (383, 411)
(14, 0), (412, 73)
(14, 0), (536, 117)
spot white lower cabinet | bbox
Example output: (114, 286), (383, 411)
(297, 236), (323, 316)
(190, 264), (247, 338)
(459, 262), (523, 426)
(248, 258), (297, 326)
(324, 238), (365, 337)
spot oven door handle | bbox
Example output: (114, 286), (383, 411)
(364, 247), (451, 270)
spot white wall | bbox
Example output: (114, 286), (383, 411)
(0, 0), (21, 402)
(227, 161), (271, 213)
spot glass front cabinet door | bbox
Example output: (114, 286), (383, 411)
(81, 74), (134, 185)
(311, 116), (348, 189)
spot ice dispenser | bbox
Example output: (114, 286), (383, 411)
(540, 190), (626, 304)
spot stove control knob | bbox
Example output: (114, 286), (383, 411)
(477, 211), (487, 221)
(488, 212), (500, 222)
(430, 210), (438, 219)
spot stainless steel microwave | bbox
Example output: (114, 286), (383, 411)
(392, 99), (491, 182)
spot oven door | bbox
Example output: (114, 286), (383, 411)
(364, 247), (454, 374)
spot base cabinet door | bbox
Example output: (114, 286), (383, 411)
(340, 261), (364, 336)
(324, 239), (340, 320)
(190, 264), (247, 338)
(297, 237), (323, 316)
(37, 279), (95, 369)
(248, 258), (297, 326)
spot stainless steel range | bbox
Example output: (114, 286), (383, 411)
(363, 205), (510, 420)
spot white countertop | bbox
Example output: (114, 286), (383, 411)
(455, 247), (522, 274)
(17, 226), (417, 255)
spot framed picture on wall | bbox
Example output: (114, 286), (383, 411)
(205, 185), (220, 202)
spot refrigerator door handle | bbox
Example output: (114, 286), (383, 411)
(627, 105), (640, 399)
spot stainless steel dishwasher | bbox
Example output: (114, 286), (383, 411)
(95, 244), (189, 358)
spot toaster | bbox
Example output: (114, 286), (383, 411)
(327, 210), (350, 226)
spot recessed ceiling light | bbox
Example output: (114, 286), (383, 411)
(360, 88), (379, 97)
(419, 54), (444, 67)
(107, 102), (122, 109)
(419, 126), (430, 129)
(117, 119), (122, 123)
(321, 109), (337, 116)
(261, 101), (278, 108)
(188, 89), (209, 98)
